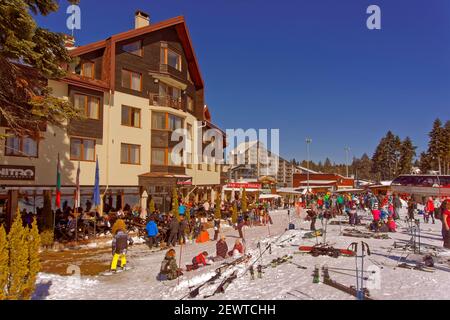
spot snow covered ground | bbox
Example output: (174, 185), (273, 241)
(34, 208), (450, 300)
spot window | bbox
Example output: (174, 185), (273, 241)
(81, 62), (95, 79)
(187, 70), (192, 83)
(169, 114), (183, 131)
(152, 112), (183, 131)
(5, 133), (38, 157)
(121, 106), (141, 128)
(122, 41), (142, 56)
(70, 138), (95, 161)
(160, 47), (182, 71)
(187, 96), (194, 112)
(151, 148), (166, 165)
(152, 112), (167, 130)
(121, 143), (141, 165)
(74, 94), (100, 120)
(121, 69), (142, 91)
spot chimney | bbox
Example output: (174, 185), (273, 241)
(135, 10), (150, 29)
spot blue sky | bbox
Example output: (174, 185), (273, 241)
(36, 0), (450, 163)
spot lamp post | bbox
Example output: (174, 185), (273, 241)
(345, 147), (350, 178)
(306, 138), (312, 207)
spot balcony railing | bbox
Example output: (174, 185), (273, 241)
(150, 94), (183, 110)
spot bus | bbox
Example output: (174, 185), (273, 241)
(391, 175), (450, 197)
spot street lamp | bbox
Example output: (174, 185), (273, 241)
(306, 138), (312, 207)
(344, 147), (350, 178)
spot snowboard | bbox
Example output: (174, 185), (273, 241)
(100, 266), (133, 276)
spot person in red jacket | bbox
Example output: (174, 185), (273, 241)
(192, 251), (210, 268)
(442, 201), (450, 249)
(425, 197), (435, 224)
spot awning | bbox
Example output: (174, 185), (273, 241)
(223, 188), (260, 192)
(259, 194), (281, 199)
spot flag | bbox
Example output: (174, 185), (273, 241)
(93, 157), (101, 207)
(75, 161), (81, 210)
(55, 153), (61, 208)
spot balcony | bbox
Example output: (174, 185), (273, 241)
(150, 94), (184, 110)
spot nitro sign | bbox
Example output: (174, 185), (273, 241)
(0, 165), (35, 181)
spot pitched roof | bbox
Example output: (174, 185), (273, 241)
(68, 16), (204, 91)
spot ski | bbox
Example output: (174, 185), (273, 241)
(203, 270), (238, 298)
(288, 261), (308, 270)
(183, 255), (251, 299)
(216, 254), (251, 274)
(185, 272), (222, 299)
(262, 255), (293, 269)
(275, 235), (297, 246)
(397, 263), (435, 273)
(299, 245), (356, 258)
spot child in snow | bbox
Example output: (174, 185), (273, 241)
(110, 219), (134, 272)
(192, 251), (210, 269)
(229, 239), (245, 257)
(159, 249), (182, 281)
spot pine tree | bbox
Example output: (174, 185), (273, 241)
(323, 158), (332, 173)
(241, 188), (248, 213)
(352, 154), (373, 181)
(427, 119), (446, 173)
(0, 225), (8, 300)
(148, 198), (155, 214)
(398, 137), (416, 175)
(443, 120), (450, 174)
(0, 0), (81, 138)
(419, 152), (432, 174)
(171, 188), (180, 221)
(6, 212), (29, 300)
(23, 219), (41, 300)
(214, 195), (221, 220)
(371, 131), (402, 180)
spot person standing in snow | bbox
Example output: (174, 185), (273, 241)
(145, 217), (159, 249)
(425, 197), (436, 224)
(442, 201), (450, 249)
(178, 215), (188, 245)
(167, 214), (180, 247)
(110, 220), (133, 272)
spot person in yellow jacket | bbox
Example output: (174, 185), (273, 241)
(110, 219), (133, 272)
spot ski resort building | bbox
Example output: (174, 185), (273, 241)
(0, 11), (223, 227)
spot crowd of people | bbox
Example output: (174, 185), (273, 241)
(302, 192), (450, 249)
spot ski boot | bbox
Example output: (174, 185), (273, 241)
(313, 265), (320, 284)
(257, 265), (263, 279)
(249, 265), (255, 280)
